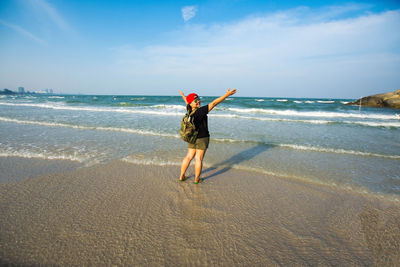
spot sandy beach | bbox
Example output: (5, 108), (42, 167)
(1, 158), (399, 266)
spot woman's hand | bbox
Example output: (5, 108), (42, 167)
(226, 88), (237, 96)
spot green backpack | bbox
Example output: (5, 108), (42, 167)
(180, 110), (198, 144)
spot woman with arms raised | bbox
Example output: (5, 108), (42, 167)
(179, 88), (237, 184)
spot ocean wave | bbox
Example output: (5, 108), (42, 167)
(3, 101), (397, 121)
(344, 120), (400, 128)
(0, 149), (89, 163)
(278, 144), (400, 159)
(231, 118), (398, 128)
(293, 101), (303, 104)
(2, 113), (397, 141)
(48, 96), (65, 99)
(210, 114), (331, 124)
(0, 117), (179, 138)
(151, 104), (186, 110)
(0, 102), (183, 116)
(255, 99), (265, 102)
(211, 114), (399, 127)
(317, 100), (335, 104)
(225, 107), (397, 120)
(276, 99), (288, 102)
(122, 157), (181, 166)
(2, 116), (398, 160)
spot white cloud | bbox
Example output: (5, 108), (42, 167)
(112, 6), (400, 97)
(28, 0), (71, 32)
(182, 6), (198, 22)
(0, 19), (47, 45)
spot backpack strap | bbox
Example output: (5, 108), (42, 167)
(189, 109), (196, 116)
(188, 110), (196, 123)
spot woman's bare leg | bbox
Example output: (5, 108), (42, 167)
(194, 149), (206, 183)
(180, 148), (196, 180)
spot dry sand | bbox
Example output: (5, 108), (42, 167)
(1, 158), (399, 266)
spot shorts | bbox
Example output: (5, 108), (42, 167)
(188, 137), (210, 150)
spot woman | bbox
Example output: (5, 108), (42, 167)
(179, 88), (237, 183)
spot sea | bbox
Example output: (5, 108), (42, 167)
(0, 94), (399, 200)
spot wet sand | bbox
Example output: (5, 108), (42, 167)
(1, 158), (399, 266)
(0, 157), (83, 183)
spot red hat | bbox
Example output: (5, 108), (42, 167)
(186, 93), (198, 104)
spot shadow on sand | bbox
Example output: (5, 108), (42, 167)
(202, 143), (273, 180)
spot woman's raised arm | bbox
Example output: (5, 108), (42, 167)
(179, 90), (188, 105)
(208, 88), (237, 112)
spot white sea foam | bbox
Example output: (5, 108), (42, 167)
(210, 114), (330, 124)
(212, 113), (399, 127)
(305, 101), (315, 103)
(0, 149), (90, 163)
(293, 101), (303, 104)
(226, 107), (397, 120)
(278, 144), (400, 159)
(276, 99), (288, 102)
(2, 117), (398, 167)
(3, 101), (397, 121)
(343, 120), (400, 128)
(48, 96), (65, 99)
(0, 117), (180, 138)
(122, 157), (181, 166)
(0, 102), (183, 116)
(152, 104), (186, 110)
(255, 99), (265, 102)
(317, 100), (335, 103)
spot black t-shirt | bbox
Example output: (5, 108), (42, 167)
(193, 105), (210, 138)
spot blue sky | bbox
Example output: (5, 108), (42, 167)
(0, 0), (399, 98)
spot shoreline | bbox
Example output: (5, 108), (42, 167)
(1, 158), (399, 265)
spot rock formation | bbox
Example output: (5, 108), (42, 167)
(345, 89), (400, 109)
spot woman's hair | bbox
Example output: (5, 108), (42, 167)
(186, 104), (192, 113)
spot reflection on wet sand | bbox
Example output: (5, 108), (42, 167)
(1, 160), (400, 265)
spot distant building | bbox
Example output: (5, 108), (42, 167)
(18, 87), (25, 94)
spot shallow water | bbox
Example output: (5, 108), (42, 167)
(0, 94), (399, 198)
